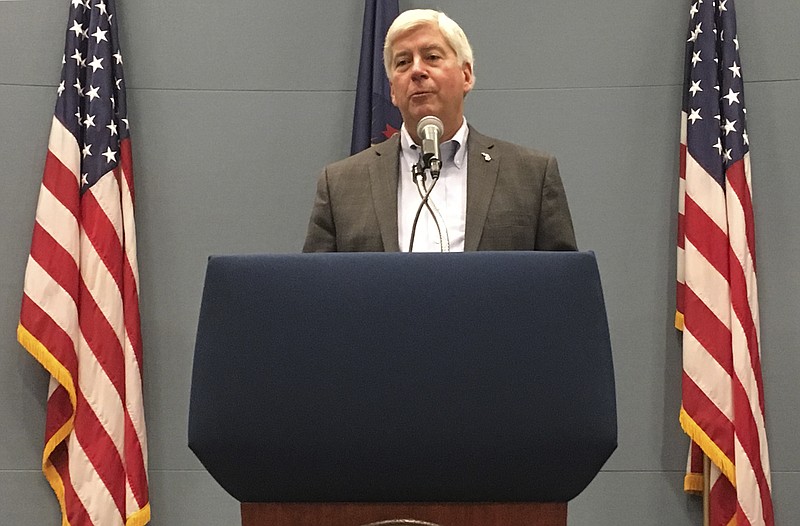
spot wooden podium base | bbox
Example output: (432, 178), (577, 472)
(241, 502), (567, 526)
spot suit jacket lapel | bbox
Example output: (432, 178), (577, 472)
(464, 128), (498, 251)
(368, 135), (401, 252)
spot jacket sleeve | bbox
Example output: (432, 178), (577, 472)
(302, 168), (338, 252)
(536, 155), (577, 251)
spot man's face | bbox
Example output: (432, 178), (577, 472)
(388, 24), (474, 142)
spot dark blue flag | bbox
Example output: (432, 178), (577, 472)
(351, 0), (402, 154)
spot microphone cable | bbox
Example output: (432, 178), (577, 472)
(414, 171), (449, 252)
(408, 162), (447, 252)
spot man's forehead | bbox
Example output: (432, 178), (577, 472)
(392, 41), (449, 55)
(391, 26), (452, 54)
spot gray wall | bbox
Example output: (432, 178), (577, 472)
(2, 1), (798, 524)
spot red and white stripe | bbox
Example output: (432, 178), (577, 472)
(19, 117), (150, 526)
(677, 112), (774, 526)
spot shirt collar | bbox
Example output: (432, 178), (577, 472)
(400, 118), (470, 169)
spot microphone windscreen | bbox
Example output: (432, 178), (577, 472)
(417, 115), (444, 138)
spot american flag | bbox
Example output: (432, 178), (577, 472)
(676, 0), (774, 524)
(17, 1), (150, 525)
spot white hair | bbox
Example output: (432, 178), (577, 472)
(383, 9), (474, 79)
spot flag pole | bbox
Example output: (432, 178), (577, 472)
(703, 454), (710, 526)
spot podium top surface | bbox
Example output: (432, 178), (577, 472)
(189, 251), (616, 503)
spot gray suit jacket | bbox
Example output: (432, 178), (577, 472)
(302, 127), (577, 252)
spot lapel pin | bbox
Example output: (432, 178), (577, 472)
(481, 152), (492, 162)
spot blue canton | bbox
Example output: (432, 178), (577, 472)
(682, 0), (748, 187)
(56, 0), (129, 193)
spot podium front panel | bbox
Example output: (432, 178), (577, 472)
(189, 251), (616, 503)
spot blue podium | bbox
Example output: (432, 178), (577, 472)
(189, 251), (617, 526)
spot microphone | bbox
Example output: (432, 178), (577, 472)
(416, 115), (444, 178)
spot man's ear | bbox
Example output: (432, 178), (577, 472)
(462, 62), (474, 95)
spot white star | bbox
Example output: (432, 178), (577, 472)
(723, 149), (733, 162)
(688, 23), (702, 42)
(91, 27), (108, 44)
(733, 36), (740, 50)
(691, 50), (702, 66)
(113, 51), (123, 65)
(108, 14), (113, 25)
(62, 54), (66, 65)
(88, 55), (104, 72)
(82, 144), (92, 158)
(96, 1), (108, 15)
(84, 114), (96, 128)
(102, 147), (117, 163)
(713, 138), (723, 155)
(110, 96), (115, 108)
(107, 121), (118, 136)
(71, 49), (84, 66)
(115, 78), (123, 89)
(723, 119), (737, 136)
(723, 88), (740, 106)
(73, 78), (83, 95)
(70, 21), (85, 38)
(719, 0), (728, 12)
(690, 3), (699, 17)
(57, 81), (65, 96)
(81, 173), (89, 186)
(743, 130), (749, 145)
(122, 118), (129, 129)
(729, 62), (741, 78)
(71, 0), (83, 7)
(688, 108), (702, 124)
(689, 80), (703, 96)
(85, 85), (100, 101)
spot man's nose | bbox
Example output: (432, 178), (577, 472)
(410, 57), (428, 79)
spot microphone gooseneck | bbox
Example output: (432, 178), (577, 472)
(416, 116), (444, 179)
(407, 122), (451, 253)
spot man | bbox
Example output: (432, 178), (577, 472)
(303, 9), (576, 252)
